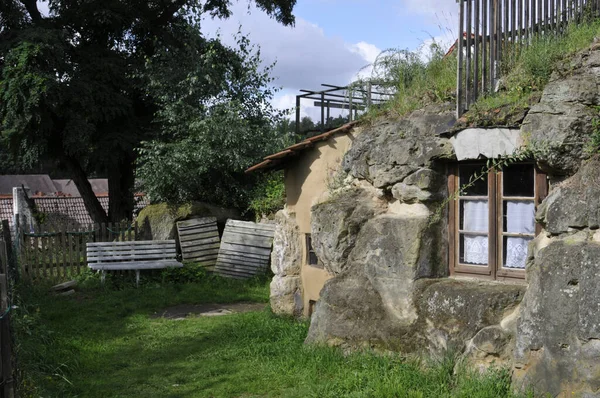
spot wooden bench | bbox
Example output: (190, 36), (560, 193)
(86, 240), (183, 286)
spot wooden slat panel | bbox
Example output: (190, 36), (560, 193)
(88, 254), (175, 261)
(214, 220), (275, 279)
(176, 218), (220, 266)
(87, 240), (176, 247)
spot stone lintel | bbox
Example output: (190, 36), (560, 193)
(450, 128), (523, 161)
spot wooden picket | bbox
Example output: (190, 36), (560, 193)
(19, 221), (138, 281)
(457, 0), (600, 116)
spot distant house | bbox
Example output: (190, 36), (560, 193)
(0, 175), (147, 226)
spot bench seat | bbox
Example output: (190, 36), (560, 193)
(88, 260), (183, 271)
(87, 240), (182, 286)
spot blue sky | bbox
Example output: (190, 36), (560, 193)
(293, 0), (455, 51)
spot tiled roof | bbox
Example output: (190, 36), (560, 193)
(0, 195), (149, 227)
(0, 175), (57, 196)
(52, 179), (109, 196)
(246, 121), (359, 173)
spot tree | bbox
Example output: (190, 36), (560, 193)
(136, 34), (288, 208)
(0, 0), (296, 223)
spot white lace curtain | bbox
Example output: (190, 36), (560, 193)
(462, 200), (534, 268)
(463, 200), (488, 265)
(504, 201), (535, 269)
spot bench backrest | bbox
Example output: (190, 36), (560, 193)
(87, 240), (177, 264)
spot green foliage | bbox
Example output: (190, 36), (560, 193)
(248, 171), (286, 219)
(357, 42), (457, 120)
(501, 21), (600, 94)
(160, 262), (208, 284)
(587, 106), (600, 154)
(13, 279), (535, 397)
(0, 0), (296, 221)
(136, 33), (288, 209)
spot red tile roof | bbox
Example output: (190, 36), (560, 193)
(246, 121), (359, 173)
(0, 195), (149, 227)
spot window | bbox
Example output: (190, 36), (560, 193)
(448, 163), (547, 280)
(305, 234), (321, 268)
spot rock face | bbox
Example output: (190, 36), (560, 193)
(522, 45), (600, 176)
(343, 104), (455, 189)
(307, 277), (524, 353)
(137, 202), (238, 241)
(310, 188), (387, 275)
(514, 157), (600, 395)
(537, 157), (600, 234)
(270, 209), (303, 317)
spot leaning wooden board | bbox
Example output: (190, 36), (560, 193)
(176, 217), (220, 271)
(214, 220), (275, 279)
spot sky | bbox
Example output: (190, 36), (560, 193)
(199, 0), (459, 119)
(36, 0), (459, 119)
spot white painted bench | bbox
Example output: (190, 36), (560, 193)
(86, 240), (183, 286)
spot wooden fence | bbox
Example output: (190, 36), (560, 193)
(457, 0), (600, 115)
(0, 241), (14, 398)
(18, 221), (138, 280)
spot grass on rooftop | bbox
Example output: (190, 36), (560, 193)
(360, 18), (600, 125)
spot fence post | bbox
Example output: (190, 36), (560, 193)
(0, 243), (14, 398)
(0, 275), (14, 398)
(1, 221), (16, 284)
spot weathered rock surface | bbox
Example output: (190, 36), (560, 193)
(269, 209), (303, 316)
(271, 209), (302, 276)
(537, 157), (600, 234)
(310, 188), (387, 275)
(307, 277), (524, 354)
(418, 280), (524, 354)
(137, 202), (238, 241)
(515, 241), (600, 396)
(342, 104), (455, 189)
(270, 275), (303, 317)
(522, 45), (600, 176)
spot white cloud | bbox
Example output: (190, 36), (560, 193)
(36, 1), (49, 16)
(201, 3), (379, 93)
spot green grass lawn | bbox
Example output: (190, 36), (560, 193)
(14, 273), (527, 398)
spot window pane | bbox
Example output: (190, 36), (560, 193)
(503, 164), (534, 197)
(460, 200), (489, 232)
(459, 164), (488, 196)
(503, 201), (535, 233)
(460, 234), (488, 265)
(504, 236), (533, 269)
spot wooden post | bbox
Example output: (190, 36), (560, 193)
(466, 0), (473, 106)
(0, 272), (14, 398)
(295, 95), (301, 135)
(320, 92), (325, 133)
(61, 226), (67, 279)
(490, 0), (496, 90)
(474, 0), (480, 103)
(1, 220), (15, 283)
(457, 0), (465, 117)
(483, 0), (488, 94)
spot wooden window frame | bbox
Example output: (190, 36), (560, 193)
(448, 162), (547, 281)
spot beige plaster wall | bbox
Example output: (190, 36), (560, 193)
(284, 130), (358, 317)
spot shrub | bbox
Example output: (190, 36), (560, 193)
(248, 171), (285, 220)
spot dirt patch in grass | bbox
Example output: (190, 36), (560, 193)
(151, 302), (266, 319)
